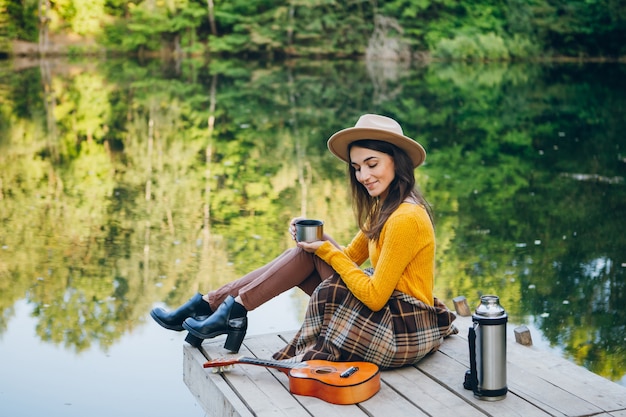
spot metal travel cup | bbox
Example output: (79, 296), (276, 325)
(463, 295), (508, 401)
(295, 219), (323, 242)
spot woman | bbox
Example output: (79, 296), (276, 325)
(150, 114), (457, 369)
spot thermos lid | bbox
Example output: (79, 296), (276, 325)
(474, 295), (506, 317)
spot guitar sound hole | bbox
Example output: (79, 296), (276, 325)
(313, 367), (336, 375)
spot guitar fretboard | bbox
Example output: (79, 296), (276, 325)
(237, 357), (303, 370)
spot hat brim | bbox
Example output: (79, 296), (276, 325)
(327, 127), (426, 168)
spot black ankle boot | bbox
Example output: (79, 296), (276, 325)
(182, 295), (247, 352)
(150, 293), (213, 331)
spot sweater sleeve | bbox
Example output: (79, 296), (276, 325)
(316, 205), (431, 311)
(343, 230), (369, 265)
(315, 230), (368, 277)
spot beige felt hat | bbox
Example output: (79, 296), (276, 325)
(327, 114), (426, 168)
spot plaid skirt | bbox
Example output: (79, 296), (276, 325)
(272, 273), (458, 369)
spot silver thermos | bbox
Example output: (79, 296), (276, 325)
(463, 295), (508, 401)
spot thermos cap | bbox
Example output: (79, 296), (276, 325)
(475, 295), (507, 318)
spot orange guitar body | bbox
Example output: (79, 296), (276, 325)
(285, 360), (380, 404)
(203, 357), (380, 405)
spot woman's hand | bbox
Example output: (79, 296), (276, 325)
(297, 240), (325, 253)
(289, 217), (325, 253)
(289, 217), (330, 253)
(288, 217), (305, 241)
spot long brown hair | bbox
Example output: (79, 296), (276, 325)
(348, 139), (433, 240)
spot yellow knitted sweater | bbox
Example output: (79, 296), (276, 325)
(315, 203), (435, 311)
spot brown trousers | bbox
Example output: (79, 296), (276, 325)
(206, 247), (336, 311)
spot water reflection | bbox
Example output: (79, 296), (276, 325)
(0, 57), (624, 415)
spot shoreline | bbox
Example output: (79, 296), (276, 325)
(4, 39), (626, 64)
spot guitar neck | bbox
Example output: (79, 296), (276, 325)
(237, 357), (299, 371)
(203, 356), (299, 371)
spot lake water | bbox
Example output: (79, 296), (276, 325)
(0, 292), (302, 416)
(0, 57), (624, 416)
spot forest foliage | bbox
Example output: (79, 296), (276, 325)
(1, 57), (625, 379)
(1, 0), (626, 59)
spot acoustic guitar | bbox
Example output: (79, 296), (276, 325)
(203, 356), (380, 405)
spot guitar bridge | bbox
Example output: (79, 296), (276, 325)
(340, 366), (359, 378)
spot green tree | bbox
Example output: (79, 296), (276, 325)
(529, 0), (626, 57)
(102, 0), (207, 54)
(1, 0), (39, 44)
(1, 57), (625, 382)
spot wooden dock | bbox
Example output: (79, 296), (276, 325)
(183, 315), (626, 417)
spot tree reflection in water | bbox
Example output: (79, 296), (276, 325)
(0, 59), (624, 391)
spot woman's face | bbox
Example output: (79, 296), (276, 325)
(349, 145), (396, 199)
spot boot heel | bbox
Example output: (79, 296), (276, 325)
(185, 332), (204, 348)
(224, 329), (246, 352)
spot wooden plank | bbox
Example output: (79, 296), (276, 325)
(183, 341), (254, 417)
(183, 317), (626, 417)
(447, 316), (626, 416)
(506, 341), (626, 413)
(200, 335), (311, 417)
(417, 343), (553, 416)
(438, 330), (595, 416)
(381, 365), (487, 416)
(507, 357), (606, 416)
(244, 332), (370, 417)
(359, 380), (430, 417)
(257, 332), (429, 417)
